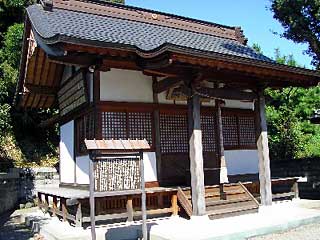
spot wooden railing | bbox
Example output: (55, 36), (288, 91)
(94, 157), (141, 192)
(243, 177), (300, 202)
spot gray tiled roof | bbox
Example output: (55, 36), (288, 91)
(27, 4), (273, 62)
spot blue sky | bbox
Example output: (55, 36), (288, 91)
(126, 0), (313, 69)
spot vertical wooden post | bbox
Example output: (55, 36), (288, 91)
(292, 181), (299, 199)
(188, 93), (206, 216)
(153, 77), (162, 185)
(52, 196), (58, 217)
(76, 202), (83, 227)
(256, 90), (272, 206)
(126, 196), (134, 222)
(37, 192), (42, 208)
(140, 152), (148, 240)
(61, 198), (67, 222)
(171, 194), (178, 216)
(216, 100), (229, 184)
(89, 156), (96, 240)
(44, 194), (49, 211)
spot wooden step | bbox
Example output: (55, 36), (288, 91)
(177, 183), (259, 219)
(205, 196), (251, 207)
(206, 199), (256, 212)
(207, 204), (259, 218)
(185, 189), (246, 200)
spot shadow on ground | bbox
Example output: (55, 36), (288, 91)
(0, 210), (34, 240)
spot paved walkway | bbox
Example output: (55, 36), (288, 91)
(249, 222), (320, 240)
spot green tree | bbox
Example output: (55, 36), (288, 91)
(253, 44), (320, 160)
(271, 0), (320, 67)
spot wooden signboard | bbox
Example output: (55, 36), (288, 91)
(58, 70), (88, 116)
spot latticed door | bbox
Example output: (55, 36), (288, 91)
(159, 109), (220, 186)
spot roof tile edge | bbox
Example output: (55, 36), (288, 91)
(51, 0), (246, 43)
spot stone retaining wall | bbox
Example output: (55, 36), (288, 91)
(0, 168), (59, 215)
(271, 157), (320, 199)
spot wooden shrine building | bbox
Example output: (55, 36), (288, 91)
(15, 0), (320, 225)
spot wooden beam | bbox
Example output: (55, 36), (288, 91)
(188, 92), (206, 216)
(197, 88), (257, 101)
(24, 84), (57, 96)
(49, 54), (99, 67)
(153, 77), (182, 94)
(256, 90), (272, 206)
(216, 100), (229, 184)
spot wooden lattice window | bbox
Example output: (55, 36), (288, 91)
(201, 114), (217, 152)
(102, 112), (127, 139)
(239, 116), (256, 146)
(222, 112), (256, 149)
(160, 113), (188, 153)
(75, 112), (95, 155)
(101, 111), (153, 147)
(128, 112), (153, 145)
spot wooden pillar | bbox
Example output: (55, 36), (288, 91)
(153, 77), (162, 185)
(126, 196), (134, 222)
(171, 194), (178, 216)
(37, 192), (42, 208)
(89, 157), (96, 240)
(256, 90), (272, 206)
(140, 152), (148, 240)
(61, 198), (67, 222)
(216, 100), (229, 184)
(75, 202), (83, 227)
(44, 194), (49, 210)
(292, 181), (299, 199)
(188, 93), (206, 216)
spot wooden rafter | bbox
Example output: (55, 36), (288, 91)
(24, 83), (57, 96)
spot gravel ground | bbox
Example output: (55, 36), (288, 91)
(249, 222), (320, 240)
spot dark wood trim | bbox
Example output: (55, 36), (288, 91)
(145, 181), (160, 188)
(197, 88), (257, 101)
(153, 77), (182, 94)
(73, 118), (77, 184)
(153, 76), (162, 184)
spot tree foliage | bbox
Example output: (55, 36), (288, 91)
(0, 1), (58, 168)
(253, 44), (320, 160)
(271, 0), (320, 67)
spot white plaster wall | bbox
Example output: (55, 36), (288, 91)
(59, 121), (75, 183)
(76, 155), (90, 184)
(143, 152), (158, 182)
(224, 100), (254, 110)
(100, 69), (153, 102)
(225, 150), (259, 175)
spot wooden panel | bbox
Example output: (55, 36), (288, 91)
(94, 157), (141, 192)
(75, 111), (95, 155)
(58, 70), (88, 116)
